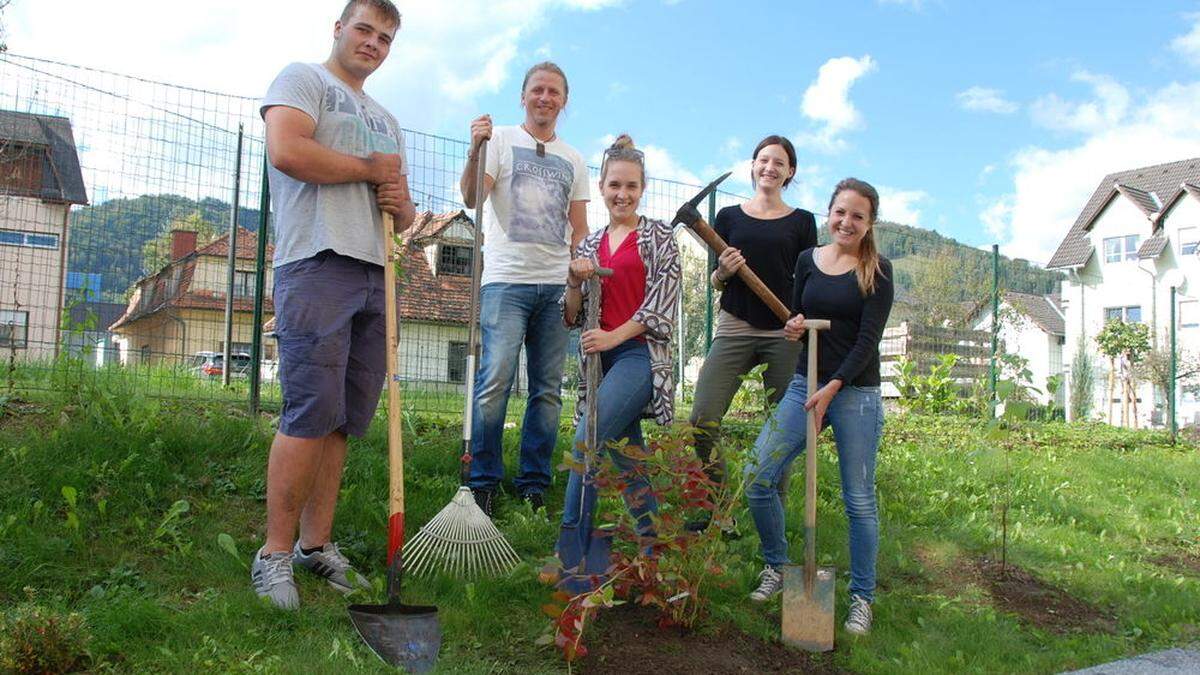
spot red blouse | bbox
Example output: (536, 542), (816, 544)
(598, 228), (647, 338)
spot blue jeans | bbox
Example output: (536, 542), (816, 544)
(468, 283), (569, 495)
(744, 375), (883, 602)
(560, 340), (657, 538)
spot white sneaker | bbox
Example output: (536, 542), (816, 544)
(749, 565), (783, 602)
(251, 547), (299, 610)
(844, 594), (873, 635)
(293, 542), (370, 594)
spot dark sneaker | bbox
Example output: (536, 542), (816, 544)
(844, 594), (873, 635)
(520, 491), (545, 512)
(471, 487), (496, 518)
(293, 542), (370, 594)
(749, 564), (783, 602)
(251, 546), (299, 610)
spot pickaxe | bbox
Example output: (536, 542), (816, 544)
(671, 172), (792, 323)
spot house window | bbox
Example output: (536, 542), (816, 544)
(0, 310), (29, 348)
(1104, 306), (1142, 323)
(447, 341), (467, 383)
(233, 270), (256, 298)
(1181, 300), (1199, 328)
(1180, 227), (1200, 256)
(1103, 235), (1139, 263)
(438, 244), (473, 277)
(0, 144), (43, 198)
(0, 229), (59, 250)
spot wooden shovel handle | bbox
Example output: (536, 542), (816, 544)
(686, 217), (791, 323)
(383, 211), (405, 565)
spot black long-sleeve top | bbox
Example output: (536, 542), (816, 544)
(791, 248), (894, 386)
(713, 206), (817, 330)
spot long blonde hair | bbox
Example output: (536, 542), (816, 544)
(828, 177), (885, 296)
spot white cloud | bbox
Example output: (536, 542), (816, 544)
(1172, 14), (1200, 66)
(796, 55), (876, 152)
(986, 80), (1200, 263)
(6, 0), (622, 134)
(1030, 71), (1130, 134)
(876, 186), (929, 226)
(878, 0), (924, 8)
(956, 86), (1018, 114)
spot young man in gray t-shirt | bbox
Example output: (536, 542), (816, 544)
(251, 0), (415, 610)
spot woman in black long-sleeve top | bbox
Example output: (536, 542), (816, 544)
(743, 178), (894, 638)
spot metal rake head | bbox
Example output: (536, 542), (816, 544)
(404, 487), (522, 578)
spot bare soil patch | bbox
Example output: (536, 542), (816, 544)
(584, 605), (846, 675)
(910, 544), (1115, 634)
(974, 558), (1117, 635)
(1152, 551), (1200, 576)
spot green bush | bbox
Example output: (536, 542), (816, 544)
(0, 603), (92, 674)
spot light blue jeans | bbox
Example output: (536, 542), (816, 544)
(744, 375), (883, 602)
(468, 283), (569, 495)
(560, 339), (657, 539)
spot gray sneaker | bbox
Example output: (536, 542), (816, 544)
(844, 594), (873, 635)
(251, 547), (299, 610)
(749, 565), (783, 602)
(293, 542), (370, 594)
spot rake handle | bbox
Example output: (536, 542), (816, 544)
(383, 211), (405, 566)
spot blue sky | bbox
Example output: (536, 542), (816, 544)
(8, 0), (1200, 263)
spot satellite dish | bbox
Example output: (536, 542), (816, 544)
(1163, 269), (1186, 290)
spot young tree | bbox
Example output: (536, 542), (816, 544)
(1095, 320), (1151, 428)
(908, 246), (988, 328)
(1137, 335), (1200, 422)
(1069, 334), (1095, 421)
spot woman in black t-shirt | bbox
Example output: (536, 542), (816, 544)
(687, 135), (817, 533)
(744, 178), (894, 638)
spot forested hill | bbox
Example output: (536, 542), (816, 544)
(872, 220), (1063, 297)
(66, 194), (1063, 304)
(68, 194), (263, 303)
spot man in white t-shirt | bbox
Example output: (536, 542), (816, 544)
(459, 61), (590, 515)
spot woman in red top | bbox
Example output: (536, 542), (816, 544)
(558, 134), (681, 574)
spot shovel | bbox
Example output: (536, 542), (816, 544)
(348, 211), (440, 672)
(556, 265), (613, 595)
(782, 318), (834, 653)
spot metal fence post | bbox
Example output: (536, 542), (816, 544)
(990, 243), (999, 416)
(1170, 286), (1177, 443)
(249, 157), (270, 416)
(222, 123), (244, 387)
(706, 191), (716, 350)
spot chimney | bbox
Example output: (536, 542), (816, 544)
(170, 229), (198, 262)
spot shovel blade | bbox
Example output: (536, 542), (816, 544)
(348, 602), (440, 672)
(781, 564), (835, 652)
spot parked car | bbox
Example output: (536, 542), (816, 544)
(188, 351), (252, 379)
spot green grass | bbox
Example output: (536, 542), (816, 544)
(0, 373), (1197, 673)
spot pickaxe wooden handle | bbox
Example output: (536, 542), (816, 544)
(672, 171), (792, 323)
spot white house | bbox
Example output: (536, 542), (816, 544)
(970, 291), (1065, 407)
(1047, 157), (1200, 427)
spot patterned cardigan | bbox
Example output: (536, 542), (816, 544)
(561, 216), (681, 426)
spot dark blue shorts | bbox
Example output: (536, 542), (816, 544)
(273, 250), (386, 438)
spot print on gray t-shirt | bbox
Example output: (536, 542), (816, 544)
(509, 146), (573, 245)
(261, 62), (407, 268)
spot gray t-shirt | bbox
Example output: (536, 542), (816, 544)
(261, 62), (408, 268)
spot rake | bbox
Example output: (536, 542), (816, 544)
(404, 139), (521, 578)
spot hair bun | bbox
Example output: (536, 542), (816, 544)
(610, 134), (636, 151)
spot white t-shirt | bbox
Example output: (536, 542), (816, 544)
(481, 125), (589, 286)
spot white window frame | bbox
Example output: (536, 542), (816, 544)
(1180, 227), (1200, 256)
(0, 310), (29, 348)
(1180, 300), (1199, 328)
(1104, 305), (1142, 323)
(1103, 235), (1139, 263)
(233, 270), (256, 298)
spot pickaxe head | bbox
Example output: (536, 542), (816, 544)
(671, 171), (731, 228)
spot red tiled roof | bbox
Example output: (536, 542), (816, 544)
(195, 226), (275, 260)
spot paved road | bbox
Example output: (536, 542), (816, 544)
(1064, 649), (1200, 674)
